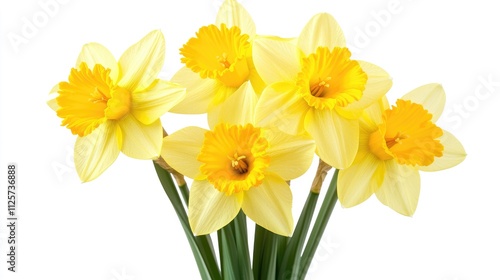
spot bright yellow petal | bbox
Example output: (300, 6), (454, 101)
(339, 61), (392, 114)
(74, 122), (120, 182)
(207, 81), (257, 128)
(76, 43), (119, 81)
(118, 115), (162, 159)
(297, 13), (346, 55)
(252, 36), (301, 85)
(189, 180), (241, 235)
(169, 67), (220, 114)
(161, 126), (207, 179)
(242, 174), (293, 236)
(216, 0), (256, 38)
(401, 83), (446, 122)
(359, 96), (389, 127)
(265, 131), (315, 180)
(118, 30), (165, 92)
(375, 160), (420, 216)
(338, 152), (384, 207)
(418, 130), (466, 171)
(47, 84), (60, 111)
(255, 82), (309, 135)
(131, 79), (186, 125)
(304, 109), (359, 169)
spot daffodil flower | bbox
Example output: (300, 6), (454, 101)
(169, 0), (265, 126)
(338, 84), (466, 216)
(253, 13), (392, 169)
(162, 83), (315, 236)
(48, 30), (186, 182)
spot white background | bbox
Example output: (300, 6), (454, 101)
(1, 0), (499, 279)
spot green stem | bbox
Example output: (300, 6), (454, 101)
(279, 192), (320, 280)
(299, 169), (339, 280)
(153, 162), (221, 280)
(260, 231), (278, 279)
(178, 183), (190, 206)
(252, 224), (267, 279)
(234, 211), (253, 280)
(218, 222), (240, 279)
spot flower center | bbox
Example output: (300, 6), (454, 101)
(180, 24), (251, 92)
(198, 123), (270, 196)
(368, 99), (444, 166)
(56, 62), (131, 137)
(297, 47), (367, 110)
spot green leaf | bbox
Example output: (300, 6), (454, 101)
(234, 211), (253, 280)
(218, 223), (240, 279)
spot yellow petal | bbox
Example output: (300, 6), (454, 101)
(216, 0), (256, 38)
(47, 84), (60, 111)
(76, 43), (119, 82)
(359, 96), (389, 127)
(252, 36), (301, 85)
(402, 83), (446, 122)
(189, 180), (241, 235)
(375, 160), (420, 216)
(161, 126), (207, 179)
(169, 67), (220, 114)
(255, 82), (309, 135)
(131, 79), (186, 125)
(118, 30), (165, 92)
(265, 131), (315, 180)
(118, 115), (162, 159)
(339, 61), (392, 113)
(74, 122), (120, 182)
(207, 81), (257, 128)
(297, 13), (346, 55)
(304, 109), (359, 169)
(242, 174), (293, 236)
(418, 130), (466, 171)
(338, 152), (384, 207)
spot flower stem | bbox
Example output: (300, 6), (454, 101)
(299, 169), (339, 279)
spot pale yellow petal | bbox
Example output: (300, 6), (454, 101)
(252, 37), (301, 85)
(338, 152), (384, 207)
(255, 82), (309, 135)
(375, 161), (420, 216)
(340, 61), (392, 113)
(118, 30), (165, 92)
(118, 115), (162, 159)
(401, 83), (446, 122)
(297, 13), (346, 55)
(74, 122), (120, 182)
(304, 109), (359, 169)
(265, 131), (315, 180)
(216, 0), (256, 38)
(189, 180), (240, 235)
(161, 126), (207, 179)
(418, 130), (466, 171)
(76, 42), (119, 82)
(169, 67), (219, 114)
(47, 84), (60, 111)
(208, 81), (257, 128)
(242, 174), (293, 236)
(131, 79), (186, 125)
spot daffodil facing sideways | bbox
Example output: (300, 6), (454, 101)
(253, 13), (392, 169)
(168, 0), (265, 126)
(338, 84), (466, 216)
(47, 30), (186, 182)
(162, 83), (315, 236)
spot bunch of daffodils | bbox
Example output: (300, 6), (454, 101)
(48, 1), (466, 279)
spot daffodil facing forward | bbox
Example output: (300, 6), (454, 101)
(253, 13), (392, 169)
(338, 84), (466, 215)
(48, 30), (185, 182)
(162, 84), (315, 236)
(169, 0), (265, 125)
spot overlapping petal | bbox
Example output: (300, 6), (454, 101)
(208, 81), (257, 128)
(76, 43), (119, 81)
(418, 130), (466, 171)
(118, 115), (162, 159)
(402, 83), (446, 122)
(216, 0), (256, 37)
(297, 13), (346, 55)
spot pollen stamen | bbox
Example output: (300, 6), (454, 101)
(217, 52), (231, 68)
(310, 77), (331, 97)
(229, 153), (248, 174)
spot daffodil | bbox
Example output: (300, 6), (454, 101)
(48, 30), (186, 182)
(162, 83), (315, 236)
(253, 13), (392, 169)
(169, 0), (265, 126)
(338, 84), (466, 216)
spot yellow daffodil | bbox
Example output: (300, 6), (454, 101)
(162, 83), (315, 236)
(253, 13), (392, 169)
(169, 0), (265, 126)
(338, 84), (466, 216)
(48, 30), (186, 182)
